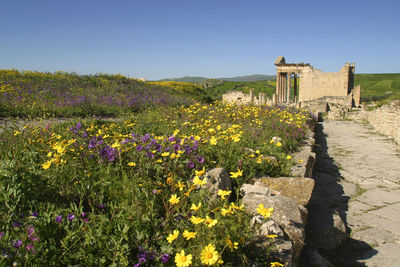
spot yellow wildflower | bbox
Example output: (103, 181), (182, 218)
(256, 203), (274, 218)
(209, 136), (217, 146)
(226, 237), (239, 252)
(195, 167), (206, 177)
(182, 230), (197, 240)
(271, 262), (284, 267)
(176, 181), (185, 191)
(192, 176), (207, 186)
(175, 250), (192, 267)
(286, 155), (291, 160)
(204, 216), (217, 228)
(190, 202), (202, 211)
(169, 194), (180, 205)
(200, 243), (219, 266)
(166, 230), (179, 243)
(217, 189), (231, 200)
(276, 142), (282, 147)
(190, 216), (204, 224)
(161, 152), (170, 157)
(221, 207), (233, 216)
(42, 160), (52, 170)
(127, 162), (136, 167)
(230, 169), (243, 179)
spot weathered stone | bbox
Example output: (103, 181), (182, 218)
(254, 177), (315, 206)
(205, 168), (231, 197)
(306, 211), (347, 250)
(251, 215), (284, 238)
(243, 194), (305, 257)
(290, 146), (316, 178)
(240, 183), (270, 197)
(297, 204), (308, 225)
(269, 240), (294, 267)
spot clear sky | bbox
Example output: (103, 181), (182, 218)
(1, 0), (399, 80)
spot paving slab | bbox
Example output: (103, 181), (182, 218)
(304, 120), (400, 266)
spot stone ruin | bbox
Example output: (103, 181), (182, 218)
(222, 56), (361, 111)
(275, 56), (360, 109)
(222, 90), (274, 106)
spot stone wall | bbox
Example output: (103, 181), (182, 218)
(222, 90), (274, 106)
(299, 71), (349, 102)
(348, 101), (400, 144)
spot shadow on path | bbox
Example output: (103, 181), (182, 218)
(299, 122), (377, 266)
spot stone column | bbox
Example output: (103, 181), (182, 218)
(250, 89), (254, 104)
(287, 73), (291, 103)
(282, 73), (287, 103)
(276, 72), (281, 103)
(293, 73), (298, 102)
(272, 94), (277, 105)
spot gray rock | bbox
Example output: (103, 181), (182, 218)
(269, 240), (294, 267)
(254, 177), (315, 206)
(205, 168), (231, 197)
(240, 183), (271, 197)
(290, 145), (316, 178)
(243, 194), (305, 257)
(251, 215), (285, 238)
(306, 211), (347, 250)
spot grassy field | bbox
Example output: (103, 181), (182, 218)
(354, 73), (400, 102)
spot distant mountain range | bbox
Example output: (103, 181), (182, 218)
(158, 74), (276, 83)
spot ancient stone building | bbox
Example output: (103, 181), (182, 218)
(275, 56), (360, 107)
(222, 90), (271, 106)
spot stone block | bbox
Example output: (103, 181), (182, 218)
(254, 177), (315, 206)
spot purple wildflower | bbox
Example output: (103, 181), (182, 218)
(161, 253), (170, 263)
(26, 243), (34, 251)
(99, 203), (106, 209)
(136, 145), (143, 152)
(197, 156), (204, 164)
(31, 212), (39, 217)
(0, 232), (4, 240)
(13, 240), (23, 248)
(67, 214), (75, 222)
(13, 221), (22, 227)
(186, 161), (195, 169)
(55, 215), (62, 223)
(76, 122), (82, 130)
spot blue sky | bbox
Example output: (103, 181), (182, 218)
(1, 0), (399, 80)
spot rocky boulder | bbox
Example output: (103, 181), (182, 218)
(254, 177), (315, 206)
(242, 192), (305, 257)
(205, 168), (231, 197)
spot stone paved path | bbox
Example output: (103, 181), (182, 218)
(306, 120), (400, 266)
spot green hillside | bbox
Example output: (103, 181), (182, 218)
(355, 73), (400, 101)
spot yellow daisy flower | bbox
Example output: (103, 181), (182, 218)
(169, 194), (180, 205)
(182, 230), (197, 240)
(256, 203), (274, 218)
(166, 230), (179, 243)
(175, 250), (192, 267)
(200, 243), (219, 265)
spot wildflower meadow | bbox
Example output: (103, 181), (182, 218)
(0, 71), (316, 266)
